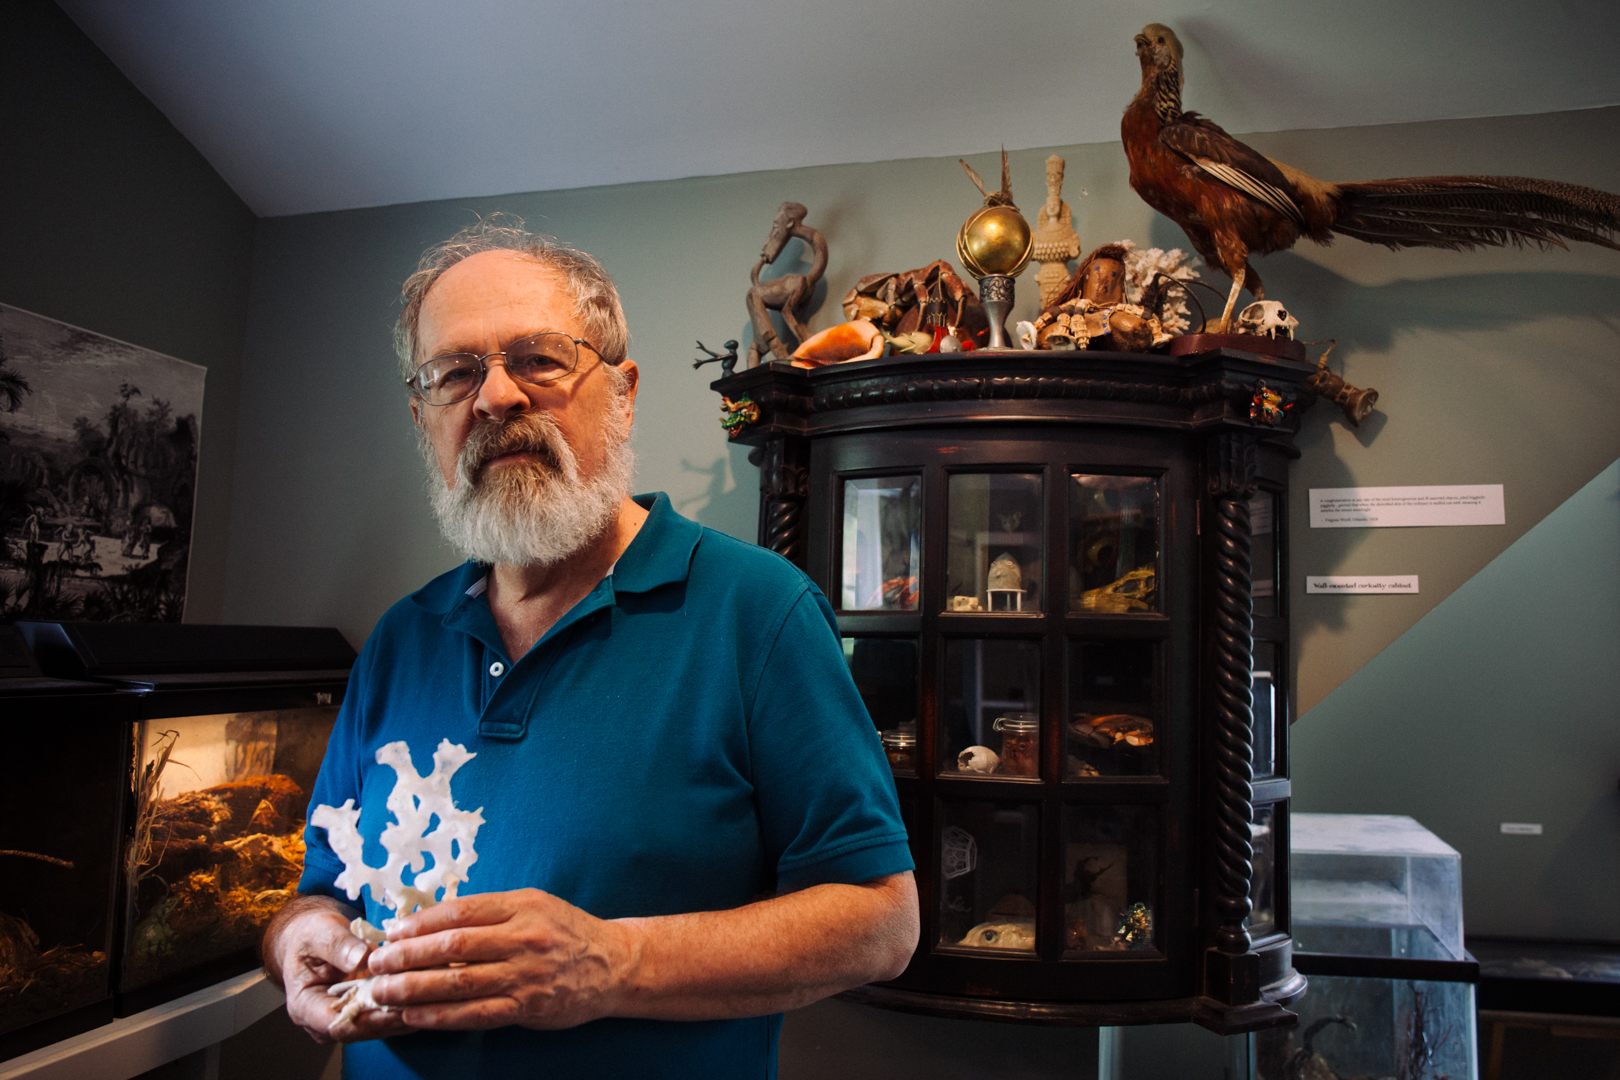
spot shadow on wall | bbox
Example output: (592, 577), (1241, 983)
(1149, 199), (1620, 657)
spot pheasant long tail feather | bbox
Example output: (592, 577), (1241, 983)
(1334, 175), (1620, 253)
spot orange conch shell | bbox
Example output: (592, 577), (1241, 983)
(790, 319), (885, 368)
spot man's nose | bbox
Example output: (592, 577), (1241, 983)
(472, 358), (530, 422)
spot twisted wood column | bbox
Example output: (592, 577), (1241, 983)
(1207, 433), (1258, 958)
(750, 435), (810, 568)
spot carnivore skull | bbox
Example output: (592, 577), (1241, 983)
(1237, 300), (1299, 340)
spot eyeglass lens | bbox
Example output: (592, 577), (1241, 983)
(413, 332), (578, 404)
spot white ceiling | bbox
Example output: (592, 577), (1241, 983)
(57, 0), (1620, 219)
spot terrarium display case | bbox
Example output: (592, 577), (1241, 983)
(18, 621), (354, 1013)
(1255, 814), (1478, 1080)
(713, 348), (1313, 1032)
(0, 627), (132, 1060)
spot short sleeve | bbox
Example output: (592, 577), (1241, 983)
(297, 648), (370, 900)
(745, 586), (914, 893)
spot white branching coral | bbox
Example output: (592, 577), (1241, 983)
(309, 739), (485, 1024)
(1115, 240), (1202, 335)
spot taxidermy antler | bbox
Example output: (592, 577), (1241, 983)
(1122, 23), (1620, 331)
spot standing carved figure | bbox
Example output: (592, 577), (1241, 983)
(745, 202), (828, 368)
(1033, 155), (1082, 308)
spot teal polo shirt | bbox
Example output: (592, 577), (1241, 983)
(301, 493), (913, 1079)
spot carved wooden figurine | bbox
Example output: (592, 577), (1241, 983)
(745, 201), (828, 368)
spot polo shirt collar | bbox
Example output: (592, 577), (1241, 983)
(406, 491), (699, 619)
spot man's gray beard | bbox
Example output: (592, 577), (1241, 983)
(422, 410), (634, 567)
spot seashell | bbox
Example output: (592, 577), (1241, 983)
(790, 319), (884, 367)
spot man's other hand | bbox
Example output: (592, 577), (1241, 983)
(365, 888), (637, 1031)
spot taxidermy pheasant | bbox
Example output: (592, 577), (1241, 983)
(1122, 23), (1620, 331)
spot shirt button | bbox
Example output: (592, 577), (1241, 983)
(488, 661), (506, 677)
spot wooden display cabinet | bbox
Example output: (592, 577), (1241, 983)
(713, 348), (1312, 1033)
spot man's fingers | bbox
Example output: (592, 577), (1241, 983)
(369, 926), (517, 973)
(368, 962), (507, 1006)
(399, 997), (521, 1031)
(327, 1005), (413, 1043)
(386, 891), (535, 939)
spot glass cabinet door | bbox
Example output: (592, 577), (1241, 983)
(939, 801), (1040, 954)
(841, 475), (921, 610)
(1062, 805), (1161, 954)
(946, 473), (1043, 613)
(1249, 803), (1279, 937)
(940, 639), (1041, 779)
(1069, 474), (1161, 613)
(1252, 641), (1278, 780)
(1067, 640), (1159, 778)
(843, 636), (919, 775)
(1250, 490), (1279, 618)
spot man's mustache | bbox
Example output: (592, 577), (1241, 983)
(458, 414), (567, 482)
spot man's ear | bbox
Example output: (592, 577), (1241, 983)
(409, 397), (423, 428)
(618, 359), (640, 417)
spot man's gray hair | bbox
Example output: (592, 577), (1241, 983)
(395, 215), (630, 380)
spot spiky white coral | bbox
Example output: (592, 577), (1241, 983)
(309, 739), (485, 1024)
(1114, 240), (1201, 335)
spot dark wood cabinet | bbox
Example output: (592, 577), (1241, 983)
(713, 348), (1313, 1032)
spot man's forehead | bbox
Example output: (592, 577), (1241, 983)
(418, 251), (578, 345)
(428, 249), (564, 297)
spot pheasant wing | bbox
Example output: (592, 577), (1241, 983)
(1160, 113), (1306, 226)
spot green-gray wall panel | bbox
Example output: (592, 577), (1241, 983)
(1, 0), (256, 622)
(1295, 458), (1620, 939)
(228, 110), (1620, 722)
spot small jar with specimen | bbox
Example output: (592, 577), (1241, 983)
(881, 726), (918, 775)
(992, 712), (1040, 778)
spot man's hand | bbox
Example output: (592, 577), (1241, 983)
(262, 895), (413, 1043)
(365, 888), (638, 1031)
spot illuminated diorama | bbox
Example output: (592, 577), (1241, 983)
(16, 621), (353, 1014)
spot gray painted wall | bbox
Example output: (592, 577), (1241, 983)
(1, 0), (257, 623)
(223, 110), (1620, 717)
(1295, 460), (1620, 939)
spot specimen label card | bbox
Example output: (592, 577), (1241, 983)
(1306, 576), (1419, 594)
(1309, 485), (1504, 528)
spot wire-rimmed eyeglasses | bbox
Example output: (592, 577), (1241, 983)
(406, 330), (609, 407)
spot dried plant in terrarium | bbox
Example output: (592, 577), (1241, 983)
(122, 709), (335, 991)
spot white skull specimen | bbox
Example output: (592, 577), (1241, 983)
(957, 745), (1001, 774)
(1237, 300), (1299, 340)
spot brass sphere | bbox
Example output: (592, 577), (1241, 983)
(956, 204), (1034, 278)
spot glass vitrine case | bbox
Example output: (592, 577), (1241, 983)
(0, 627), (131, 1060)
(1255, 814), (1478, 1080)
(18, 621), (354, 1013)
(714, 348), (1315, 1032)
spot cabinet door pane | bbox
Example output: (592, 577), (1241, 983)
(1249, 803), (1279, 937)
(946, 472), (1042, 613)
(1062, 805), (1160, 955)
(843, 636), (919, 775)
(1069, 474), (1160, 613)
(939, 801), (1040, 954)
(941, 639), (1041, 779)
(1253, 641), (1278, 780)
(1066, 640), (1159, 778)
(840, 476), (921, 610)
(1250, 491), (1279, 618)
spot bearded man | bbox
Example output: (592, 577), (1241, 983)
(262, 221), (918, 1079)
